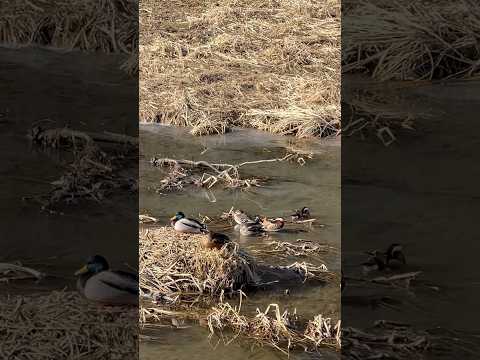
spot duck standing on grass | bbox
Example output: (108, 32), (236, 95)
(201, 231), (231, 250)
(170, 211), (208, 234)
(74, 255), (138, 306)
(261, 217), (285, 232)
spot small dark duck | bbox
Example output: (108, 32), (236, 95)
(291, 207), (311, 221)
(74, 255), (138, 306)
(201, 231), (231, 250)
(362, 250), (386, 275)
(170, 211), (208, 234)
(261, 217), (285, 232)
(239, 222), (264, 236)
(385, 243), (406, 268)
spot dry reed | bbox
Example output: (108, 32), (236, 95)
(343, 0), (480, 80)
(139, 227), (259, 303)
(0, 291), (138, 359)
(207, 302), (340, 354)
(140, 0), (340, 137)
(0, 0), (137, 53)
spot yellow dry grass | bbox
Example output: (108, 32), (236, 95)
(140, 0), (340, 137)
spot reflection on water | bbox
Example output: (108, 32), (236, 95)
(140, 125), (341, 359)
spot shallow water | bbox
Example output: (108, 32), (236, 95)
(342, 76), (480, 350)
(139, 124), (341, 359)
(0, 46), (138, 291)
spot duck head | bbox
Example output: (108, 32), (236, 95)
(74, 255), (109, 276)
(385, 243), (406, 265)
(301, 207), (311, 217)
(170, 211), (185, 224)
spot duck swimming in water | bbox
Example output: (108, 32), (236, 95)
(362, 250), (386, 275)
(201, 231), (231, 250)
(74, 255), (138, 306)
(291, 207), (311, 221)
(170, 211), (208, 234)
(385, 243), (406, 269)
(239, 222), (264, 236)
(261, 217), (285, 232)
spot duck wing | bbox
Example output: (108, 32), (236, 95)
(98, 270), (139, 295)
(184, 218), (207, 229)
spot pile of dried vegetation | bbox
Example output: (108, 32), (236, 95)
(25, 126), (137, 211)
(140, 0), (340, 137)
(139, 227), (259, 303)
(139, 226), (334, 304)
(0, 291), (138, 359)
(208, 302), (340, 354)
(343, 0), (480, 80)
(0, 0), (137, 53)
(150, 152), (310, 192)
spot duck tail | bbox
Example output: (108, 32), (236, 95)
(200, 226), (209, 234)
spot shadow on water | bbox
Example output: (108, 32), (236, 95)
(139, 124), (341, 359)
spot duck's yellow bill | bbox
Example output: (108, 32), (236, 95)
(74, 265), (88, 276)
(170, 216), (176, 221)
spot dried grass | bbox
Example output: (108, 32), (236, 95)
(0, 291), (138, 359)
(139, 227), (259, 304)
(150, 153), (307, 192)
(343, 0), (480, 80)
(0, 0), (137, 53)
(140, 0), (340, 137)
(207, 302), (340, 354)
(24, 126), (137, 211)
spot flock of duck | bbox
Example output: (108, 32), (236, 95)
(73, 207), (312, 306)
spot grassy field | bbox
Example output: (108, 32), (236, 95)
(140, 0), (340, 137)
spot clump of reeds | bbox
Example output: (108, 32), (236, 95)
(139, 227), (259, 303)
(0, 291), (138, 359)
(140, 0), (340, 137)
(342, 321), (430, 359)
(150, 153), (307, 192)
(343, 90), (427, 145)
(0, 0), (137, 53)
(207, 302), (340, 354)
(343, 0), (480, 80)
(25, 126), (137, 211)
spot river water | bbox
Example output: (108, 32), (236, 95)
(139, 124), (341, 359)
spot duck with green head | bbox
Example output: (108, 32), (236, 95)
(74, 255), (138, 306)
(170, 211), (208, 234)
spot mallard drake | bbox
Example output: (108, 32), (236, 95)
(291, 207), (311, 221)
(239, 222), (264, 236)
(233, 209), (258, 225)
(201, 232), (230, 250)
(362, 250), (386, 275)
(385, 243), (406, 268)
(261, 217), (285, 232)
(170, 211), (207, 234)
(74, 255), (138, 306)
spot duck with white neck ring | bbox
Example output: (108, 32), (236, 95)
(170, 211), (208, 234)
(74, 255), (138, 306)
